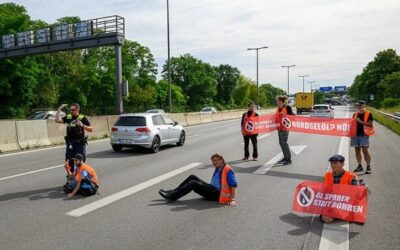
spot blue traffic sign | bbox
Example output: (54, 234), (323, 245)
(319, 86), (333, 92)
(334, 86), (347, 92)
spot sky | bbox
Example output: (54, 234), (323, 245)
(8, 0), (400, 94)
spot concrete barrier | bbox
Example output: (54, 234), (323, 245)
(221, 111), (232, 120)
(0, 120), (20, 152)
(89, 116), (109, 139)
(231, 110), (242, 119)
(185, 113), (202, 126)
(107, 115), (120, 132)
(169, 113), (188, 126)
(200, 113), (213, 124)
(16, 120), (51, 149)
(46, 120), (66, 144)
(211, 112), (224, 122)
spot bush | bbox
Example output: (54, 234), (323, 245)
(381, 98), (400, 108)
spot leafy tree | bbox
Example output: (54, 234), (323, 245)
(377, 71), (400, 99)
(156, 80), (186, 112)
(214, 64), (240, 105)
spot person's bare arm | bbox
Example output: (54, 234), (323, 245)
(55, 104), (68, 123)
(76, 120), (93, 132)
(68, 179), (81, 198)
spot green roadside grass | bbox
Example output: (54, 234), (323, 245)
(379, 105), (400, 114)
(370, 109), (400, 136)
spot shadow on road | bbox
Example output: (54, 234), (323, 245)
(87, 145), (177, 159)
(0, 186), (65, 202)
(148, 198), (221, 211)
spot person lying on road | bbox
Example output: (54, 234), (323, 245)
(159, 153), (238, 207)
(64, 154), (99, 198)
(321, 154), (359, 223)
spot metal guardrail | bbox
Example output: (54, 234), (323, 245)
(371, 108), (400, 123)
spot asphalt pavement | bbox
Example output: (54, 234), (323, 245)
(0, 107), (399, 250)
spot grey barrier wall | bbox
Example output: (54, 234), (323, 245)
(0, 109), (274, 153)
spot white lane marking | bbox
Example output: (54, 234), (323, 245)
(66, 162), (202, 217)
(241, 134), (271, 145)
(319, 106), (350, 250)
(290, 145), (307, 155)
(186, 134), (202, 139)
(0, 139), (109, 158)
(228, 126), (239, 130)
(0, 164), (63, 181)
(253, 152), (283, 175)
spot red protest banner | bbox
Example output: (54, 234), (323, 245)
(242, 114), (279, 135)
(292, 181), (368, 223)
(243, 114), (357, 137)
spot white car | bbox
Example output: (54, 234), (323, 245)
(200, 107), (217, 114)
(110, 113), (185, 153)
(310, 104), (334, 119)
(27, 111), (65, 120)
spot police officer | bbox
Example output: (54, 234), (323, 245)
(55, 103), (93, 175)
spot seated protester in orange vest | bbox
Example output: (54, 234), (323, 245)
(321, 154), (359, 223)
(64, 154), (99, 198)
(351, 100), (374, 174)
(158, 153), (238, 207)
(241, 102), (259, 161)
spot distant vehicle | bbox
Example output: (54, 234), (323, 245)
(27, 111), (65, 120)
(146, 109), (166, 114)
(200, 107), (217, 114)
(295, 92), (314, 114)
(110, 113), (185, 153)
(323, 98), (343, 106)
(310, 104), (334, 119)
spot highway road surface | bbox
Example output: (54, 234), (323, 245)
(0, 106), (399, 250)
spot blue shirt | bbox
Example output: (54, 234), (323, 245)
(210, 164), (238, 191)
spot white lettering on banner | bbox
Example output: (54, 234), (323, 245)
(292, 121), (351, 132)
(311, 191), (364, 213)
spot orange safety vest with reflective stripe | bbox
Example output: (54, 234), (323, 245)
(219, 164), (234, 204)
(75, 164), (99, 185)
(324, 171), (356, 185)
(353, 111), (375, 136)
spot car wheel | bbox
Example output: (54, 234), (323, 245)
(112, 145), (123, 152)
(150, 136), (161, 153)
(177, 131), (185, 146)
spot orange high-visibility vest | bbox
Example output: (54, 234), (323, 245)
(324, 171), (356, 185)
(219, 164), (234, 204)
(242, 111), (257, 135)
(353, 111), (375, 136)
(75, 164), (99, 185)
(276, 106), (288, 115)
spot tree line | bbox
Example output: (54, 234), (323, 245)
(0, 3), (285, 119)
(349, 49), (400, 108)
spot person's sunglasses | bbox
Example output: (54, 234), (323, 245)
(70, 109), (76, 111)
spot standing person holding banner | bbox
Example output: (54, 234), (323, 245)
(276, 96), (294, 165)
(241, 102), (259, 161)
(351, 100), (375, 174)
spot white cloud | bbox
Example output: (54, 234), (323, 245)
(10, 0), (400, 93)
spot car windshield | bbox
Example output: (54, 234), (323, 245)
(201, 108), (212, 111)
(115, 116), (146, 126)
(29, 112), (47, 120)
(313, 106), (329, 110)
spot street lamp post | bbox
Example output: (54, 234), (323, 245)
(298, 75), (309, 92)
(167, 0), (172, 112)
(247, 46), (268, 108)
(308, 80), (316, 92)
(281, 65), (296, 95)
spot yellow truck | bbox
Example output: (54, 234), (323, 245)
(295, 92), (314, 114)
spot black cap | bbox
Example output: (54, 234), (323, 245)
(72, 154), (84, 161)
(357, 100), (366, 105)
(328, 154), (345, 162)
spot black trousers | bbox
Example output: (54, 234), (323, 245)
(170, 175), (220, 201)
(243, 135), (258, 158)
(65, 139), (86, 171)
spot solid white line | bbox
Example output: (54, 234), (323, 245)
(0, 164), (63, 181)
(319, 106), (350, 250)
(66, 162), (202, 217)
(0, 139), (109, 158)
(186, 134), (202, 139)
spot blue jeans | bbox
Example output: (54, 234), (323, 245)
(351, 135), (370, 148)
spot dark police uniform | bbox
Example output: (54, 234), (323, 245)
(62, 114), (91, 170)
